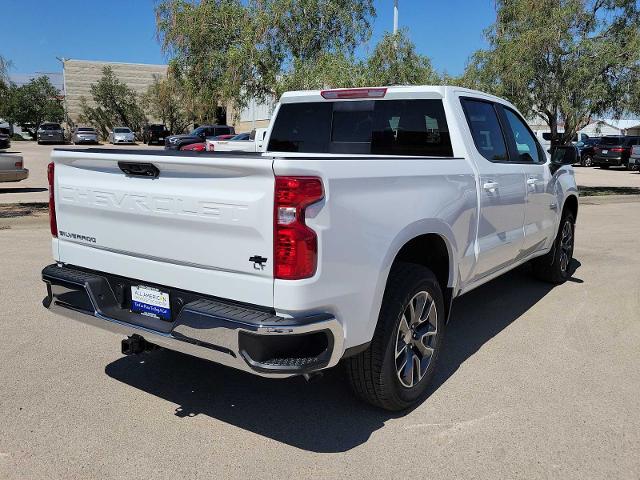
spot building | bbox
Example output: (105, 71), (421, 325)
(61, 59), (167, 124)
(580, 119), (640, 137)
(227, 98), (275, 132)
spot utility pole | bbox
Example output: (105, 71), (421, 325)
(393, 0), (399, 34)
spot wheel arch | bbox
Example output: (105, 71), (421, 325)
(563, 194), (578, 221)
(378, 223), (458, 324)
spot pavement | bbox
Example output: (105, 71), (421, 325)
(1, 142), (639, 204)
(0, 200), (639, 479)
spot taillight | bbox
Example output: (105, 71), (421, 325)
(47, 161), (58, 237)
(320, 87), (387, 99)
(15, 160), (22, 168)
(611, 147), (625, 153)
(274, 176), (324, 280)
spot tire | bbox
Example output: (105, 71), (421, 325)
(346, 263), (445, 411)
(532, 212), (575, 284)
(582, 155), (593, 167)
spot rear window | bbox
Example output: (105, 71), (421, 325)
(40, 123), (61, 131)
(600, 137), (624, 145)
(77, 128), (95, 132)
(267, 99), (453, 157)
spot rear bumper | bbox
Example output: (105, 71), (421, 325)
(593, 155), (624, 166)
(0, 168), (29, 182)
(41, 264), (344, 377)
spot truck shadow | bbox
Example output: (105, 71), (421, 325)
(105, 260), (580, 453)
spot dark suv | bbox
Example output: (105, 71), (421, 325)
(143, 124), (171, 145)
(165, 125), (235, 150)
(593, 136), (640, 169)
(575, 137), (600, 167)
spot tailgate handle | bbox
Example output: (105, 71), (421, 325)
(118, 162), (160, 178)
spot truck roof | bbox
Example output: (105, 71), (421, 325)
(280, 85), (513, 108)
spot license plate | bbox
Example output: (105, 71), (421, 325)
(131, 285), (171, 320)
(602, 149), (608, 154)
(159, 137), (164, 141)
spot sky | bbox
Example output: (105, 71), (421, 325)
(0, 0), (495, 78)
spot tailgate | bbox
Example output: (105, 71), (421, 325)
(52, 149), (275, 307)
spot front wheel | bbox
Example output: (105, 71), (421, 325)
(346, 263), (445, 411)
(532, 212), (575, 284)
(581, 155), (593, 167)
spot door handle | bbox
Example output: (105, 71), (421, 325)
(526, 177), (537, 185)
(483, 181), (499, 193)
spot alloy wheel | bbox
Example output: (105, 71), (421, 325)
(559, 220), (574, 273)
(394, 291), (438, 388)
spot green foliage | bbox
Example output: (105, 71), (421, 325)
(78, 66), (147, 138)
(365, 30), (439, 86)
(1, 76), (64, 135)
(141, 73), (191, 134)
(156, 0), (375, 118)
(460, 0), (640, 145)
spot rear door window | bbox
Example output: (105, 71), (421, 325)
(267, 99), (453, 156)
(461, 99), (508, 162)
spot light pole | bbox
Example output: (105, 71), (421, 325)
(393, 0), (399, 34)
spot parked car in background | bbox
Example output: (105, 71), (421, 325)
(143, 124), (171, 145)
(165, 125), (235, 150)
(0, 154), (28, 182)
(0, 128), (10, 149)
(210, 133), (236, 141)
(630, 145), (640, 171)
(109, 127), (136, 145)
(72, 127), (99, 145)
(575, 137), (600, 167)
(593, 136), (640, 169)
(37, 123), (65, 144)
(180, 142), (206, 152)
(206, 128), (267, 152)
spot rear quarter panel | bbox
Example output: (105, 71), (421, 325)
(272, 157), (477, 348)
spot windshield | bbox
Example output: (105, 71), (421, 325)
(191, 127), (205, 136)
(78, 128), (95, 133)
(600, 137), (624, 145)
(114, 128), (131, 133)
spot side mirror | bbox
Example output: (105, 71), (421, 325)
(551, 145), (577, 166)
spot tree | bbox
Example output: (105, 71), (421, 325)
(79, 66), (146, 138)
(1, 76), (64, 135)
(0, 55), (11, 117)
(365, 29), (439, 86)
(155, 0), (375, 119)
(141, 73), (190, 134)
(461, 0), (640, 147)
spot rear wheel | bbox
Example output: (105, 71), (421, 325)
(346, 263), (445, 411)
(581, 155), (593, 167)
(532, 212), (575, 284)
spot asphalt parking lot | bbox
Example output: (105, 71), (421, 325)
(0, 193), (639, 478)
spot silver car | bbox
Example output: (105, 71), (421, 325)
(0, 154), (29, 182)
(37, 123), (65, 144)
(108, 127), (136, 144)
(630, 145), (640, 171)
(72, 127), (99, 145)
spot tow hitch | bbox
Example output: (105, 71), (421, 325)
(121, 335), (159, 355)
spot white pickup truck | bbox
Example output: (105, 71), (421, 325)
(42, 86), (578, 410)
(206, 128), (268, 152)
